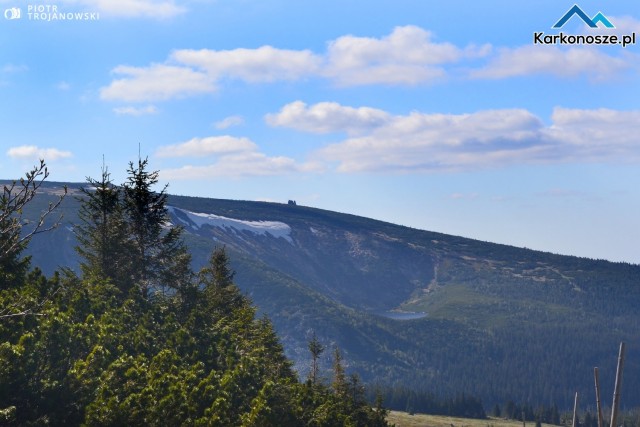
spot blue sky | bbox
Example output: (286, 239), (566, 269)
(1, 0), (639, 263)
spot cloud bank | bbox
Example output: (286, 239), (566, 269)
(156, 136), (322, 179)
(268, 102), (640, 173)
(155, 102), (640, 178)
(99, 25), (634, 103)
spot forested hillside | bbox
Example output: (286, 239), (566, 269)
(0, 161), (389, 426)
(8, 160), (640, 413)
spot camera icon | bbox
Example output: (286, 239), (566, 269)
(4, 7), (21, 20)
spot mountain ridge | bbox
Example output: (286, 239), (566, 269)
(13, 180), (640, 409)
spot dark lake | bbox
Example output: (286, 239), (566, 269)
(375, 311), (427, 320)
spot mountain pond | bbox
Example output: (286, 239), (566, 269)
(374, 310), (427, 320)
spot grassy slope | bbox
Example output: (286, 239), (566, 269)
(386, 412), (558, 427)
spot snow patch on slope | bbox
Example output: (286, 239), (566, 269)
(168, 206), (293, 243)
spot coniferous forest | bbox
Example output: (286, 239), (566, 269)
(0, 161), (389, 426)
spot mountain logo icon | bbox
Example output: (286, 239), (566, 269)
(553, 4), (615, 29)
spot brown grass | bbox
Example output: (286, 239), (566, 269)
(386, 411), (560, 427)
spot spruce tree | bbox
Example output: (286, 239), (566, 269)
(201, 245), (235, 288)
(373, 390), (390, 425)
(307, 331), (324, 385)
(332, 347), (348, 399)
(197, 247), (245, 317)
(75, 165), (132, 294)
(493, 403), (502, 417)
(122, 157), (191, 297)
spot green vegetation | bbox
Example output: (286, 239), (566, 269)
(0, 162), (389, 426)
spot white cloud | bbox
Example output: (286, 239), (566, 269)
(157, 105), (640, 178)
(1, 64), (28, 74)
(265, 101), (391, 134)
(7, 145), (73, 161)
(316, 108), (549, 173)
(113, 105), (158, 115)
(161, 154), (300, 179)
(471, 45), (630, 80)
(263, 102), (640, 173)
(324, 25), (490, 86)
(547, 107), (640, 161)
(99, 24), (636, 103)
(156, 136), (257, 158)
(214, 115), (244, 129)
(61, 0), (186, 19)
(172, 46), (322, 82)
(0, 64), (28, 87)
(101, 46), (319, 102)
(99, 46), (321, 103)
(56, 81), (71, 91)
(99, 26), (491, 102)
(157, 135), (321, 178)
(100, 64), (216, 102)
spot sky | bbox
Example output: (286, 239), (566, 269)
(1, 0), (639, 263)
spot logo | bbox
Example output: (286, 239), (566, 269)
(533, 4), (636, 48)
(553, 4), (614, 29)
(3, 4), (102, 22)
(4, 7), (21, 20)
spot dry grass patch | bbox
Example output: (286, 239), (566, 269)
(386, 411), (559, 427)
